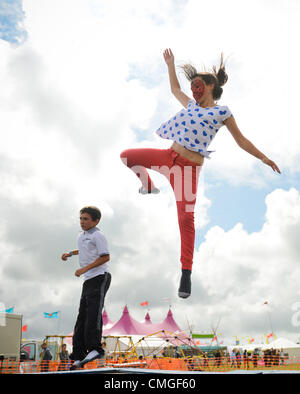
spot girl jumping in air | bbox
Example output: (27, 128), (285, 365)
(120, 48), (280, 299)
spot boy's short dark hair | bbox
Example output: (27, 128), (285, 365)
(80, 206), (101, 222)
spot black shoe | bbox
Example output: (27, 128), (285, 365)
(139, 186), (160, 195)
(178, 269), (191, 298)
(69, 352), (84, 370)
(77, 349), (106, 368)
(69, 360), (81, 370)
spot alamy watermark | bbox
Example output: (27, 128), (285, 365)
(128, 162), (202, 213)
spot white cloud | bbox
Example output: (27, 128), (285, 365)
(18, 0), (300, 184)
(190, 188), (300, 340)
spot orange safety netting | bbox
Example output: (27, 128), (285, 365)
(1, 356), (300, 374)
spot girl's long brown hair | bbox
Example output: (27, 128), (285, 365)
(180, 54), (228, 100)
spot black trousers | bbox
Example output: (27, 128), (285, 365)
(72, 272), (111, 360)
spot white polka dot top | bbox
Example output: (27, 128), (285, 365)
(156, 99), (232, 158)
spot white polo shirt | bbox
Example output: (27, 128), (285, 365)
(77, 227), (109, 281)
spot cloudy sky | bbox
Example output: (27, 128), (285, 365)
(1, 0), (300, 345)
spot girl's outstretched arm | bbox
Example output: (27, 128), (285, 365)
(224, 116), (281, 174)
(163, 48), (191, 108)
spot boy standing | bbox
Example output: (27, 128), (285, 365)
(61, 206), (111, 369)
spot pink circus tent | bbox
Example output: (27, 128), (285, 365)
(143, 312), (152, 325)
(103, 305), (153, 336)
(102, 308), (114, 327)
(102, 305), (184, 336)
(155, 309), (182, 333)
(66, 306), (187, 344)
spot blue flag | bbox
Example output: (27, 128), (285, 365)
(44, 311), (59, 319)
(5, 307), (14, 313)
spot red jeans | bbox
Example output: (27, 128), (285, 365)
(120, 148), (202, 271)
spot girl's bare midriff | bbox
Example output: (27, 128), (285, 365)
(171, 142), (205, 165)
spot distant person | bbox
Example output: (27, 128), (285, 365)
(279, 348), (285, 365)
(61, 206), (111, 370)
(252, 349), (259, 368)
(58, 343), (69, 371)
(243, 349), (249, 369)
(40, 341), (52, 372)
(214, 350), (221, 367)
(120, 48), (280, 299)
(230, 349), (237, 368)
